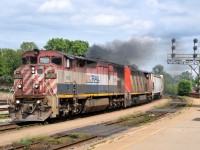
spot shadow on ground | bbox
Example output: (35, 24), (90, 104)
(193, 118), (200, 121)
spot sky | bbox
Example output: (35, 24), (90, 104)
(1, 0), (200, 74)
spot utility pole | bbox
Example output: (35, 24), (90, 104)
(167, 38), (200, 98)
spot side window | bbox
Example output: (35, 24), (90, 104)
(77, 60), (85, 67)
(65, 58), (72, 68)
(87, 61), (97, 68)
(52, 56), (62, 66)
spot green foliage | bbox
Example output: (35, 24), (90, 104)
(14, 135), (49, 146)
(174, 71), (193, 83)
(69, 40), (89, 56)
(152, 64), (164, 74)
(0, 48), (23, 85)
(44, 38), (89, 56)
(44, 38), (70, 52)
(152, 64), (193, 96)
(178, 80), (192, 96)
(13, 133), (91, 149)
(0, 114), (9, 119)
(20, 42), (38, 52)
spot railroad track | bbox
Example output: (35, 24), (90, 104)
(0, 108), (8, 111)
(3, 97), (191, 150)
(0, 123), (17, 133)
(0, 100), (8, 106)
(0, 122), (44, 134)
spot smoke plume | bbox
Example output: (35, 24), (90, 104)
(86, 38), (156, 69)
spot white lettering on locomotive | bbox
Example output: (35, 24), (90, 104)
(86, 74), (100, 83)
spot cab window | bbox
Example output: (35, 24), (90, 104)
(77, 60), (85, 67)
(52, 56), (62, 66)
(40, 57), (50, 64)
(22, 57), (37, 64)
(22, 57), (28, 65)
(30, 56), (37, 64)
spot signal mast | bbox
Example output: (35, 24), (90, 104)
(167, 38), (200, 97)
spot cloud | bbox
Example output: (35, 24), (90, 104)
(38, 0), (74, 13)
(71, 13), (129, 26)
(0, 0), (200, 75)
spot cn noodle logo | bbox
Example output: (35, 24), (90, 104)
(86, 74), (100, 83)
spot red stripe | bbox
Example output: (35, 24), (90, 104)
(124, 66), (131, 92)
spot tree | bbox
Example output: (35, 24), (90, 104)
(152, 64), (164, 74)
(44, 38), (70, 52)
(20, 42), (38, 52)
(178, 79), (192, 96)
(174, 71), (193, 82)
(0, 48), (22, 84)
(69, 40), (89, 56)
(43, 38), (89, 56)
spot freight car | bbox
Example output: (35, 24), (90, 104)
(151, 74), (164, 99)
(8, 49), (163, 122)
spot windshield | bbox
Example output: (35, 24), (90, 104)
(30, 56), (37, 64)
(22, 57), (37, 65)
(40, 57), (50, 64)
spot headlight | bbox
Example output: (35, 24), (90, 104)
(35, 84), (39, 89)
(18, 84), (22, 89)
(16, 100), (20, 104)
(36, 100), (41, 104)
(31, 66), (35, 74)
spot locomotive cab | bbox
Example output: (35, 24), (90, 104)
(9, 50), (63, 122)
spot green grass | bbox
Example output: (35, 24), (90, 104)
(153, 103), (168, 109)
(0, 114), (9, 119)
(12, 133), (91, 149)
(13, 135), (47, 146)
(0, 90), (13, 94)
(118, 113), (157, 127)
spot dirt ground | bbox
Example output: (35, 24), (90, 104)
(0, 98), (169, 147)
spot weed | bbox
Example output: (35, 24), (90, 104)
(12, 132), (92, 149)
(13, 135), (47, 146)
(68, 132), (90, 139)
(0, 114), (8, 119)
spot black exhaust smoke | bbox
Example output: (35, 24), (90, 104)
(86, 38), (155, 68)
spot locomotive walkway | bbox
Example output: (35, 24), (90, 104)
(87, 98), (200, 150)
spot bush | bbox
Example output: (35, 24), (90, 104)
(178, 79), (191, 96)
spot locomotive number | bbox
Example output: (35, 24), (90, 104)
(45, 73), (57, 79)
(14, 73), (23, 79)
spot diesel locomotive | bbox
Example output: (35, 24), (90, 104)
(8, 49), (163, 122)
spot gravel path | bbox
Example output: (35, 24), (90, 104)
(0, 98), (169, 146)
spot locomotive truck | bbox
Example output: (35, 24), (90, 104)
(8, 49), (163, 122)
